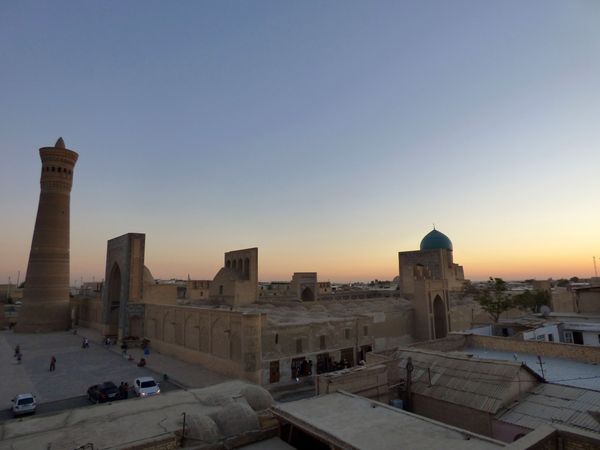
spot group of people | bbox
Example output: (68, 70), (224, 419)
(292, 359), (313, 379)
(118, 382), (130, 399)
(14, 336), (149, 375)
(120, 341), (151, 368)
(293, 357), (358, 380)
(315, 357), (354, 375)
(15, 344), (57, 371)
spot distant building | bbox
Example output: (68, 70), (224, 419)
(398, 228), (465, 297)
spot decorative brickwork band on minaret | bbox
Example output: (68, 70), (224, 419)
(15, 138), (78, 333)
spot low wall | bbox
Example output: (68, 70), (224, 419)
(409, 333), (467, 352)
(467, 335), (600, 364)
(410, 333), (600, 365)
(412, 393), (493, 438)
(316, 364), (389, 402)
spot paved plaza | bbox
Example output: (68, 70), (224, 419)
(0, 328), (230, 412)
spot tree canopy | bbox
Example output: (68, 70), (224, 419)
(513, 289), (551, 313)
(474, 277), (513, 323)
(474, 277), (552, 322)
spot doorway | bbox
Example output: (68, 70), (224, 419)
(107, 263), (122, 335)
(340, 348), (354, 367)
(433, 295), (447, 339)
(269, 360), (280, 383)
(291, 357), (306, 379)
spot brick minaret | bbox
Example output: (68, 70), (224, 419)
(15, 138), (78, 332)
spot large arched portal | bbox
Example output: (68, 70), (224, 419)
(108, 263), (121, 335)
(433, 295), (447, 339)
(101, 233), (146, 341)
(301, 287), (315, 302)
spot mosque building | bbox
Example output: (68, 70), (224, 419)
(69, 228), (474, 386)
(398, 228), (465, 297)
(14, 144), (476, 387)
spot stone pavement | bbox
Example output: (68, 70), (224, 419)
(0, 327), (229, 408)
(76, 326), (231, 389)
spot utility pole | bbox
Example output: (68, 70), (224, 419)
(594, 256), (598, 277)
(405, 357), (413, 411)
(537, 355), (546, 381)
(354, 318), (359, 366)
(180, 412), (186, 447)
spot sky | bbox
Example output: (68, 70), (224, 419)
(1, 1), (599, 284)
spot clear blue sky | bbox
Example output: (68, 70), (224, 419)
(1, 1), (599, 283)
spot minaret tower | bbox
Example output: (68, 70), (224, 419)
(15, 138), (78, 332)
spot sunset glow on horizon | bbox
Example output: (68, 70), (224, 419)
(1, 1), (599, 285)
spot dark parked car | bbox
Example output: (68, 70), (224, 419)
(87, 382), (120, 403)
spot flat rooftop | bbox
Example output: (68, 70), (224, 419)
(465, 347), (600, 390)
(186, 297), (412, 327)
(271, 391), (506, 449)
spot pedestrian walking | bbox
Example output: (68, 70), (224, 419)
(14, 345), (20, 358)
(123, 382), (129, 399)
(82, 338), (89, 349)
(17, 353), (22, 364)
(49, 355), (56, 371)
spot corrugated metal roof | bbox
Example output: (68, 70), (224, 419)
(390, 348), (540, 414)
(496, 383), (600, 434)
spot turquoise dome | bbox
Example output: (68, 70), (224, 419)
(420, 229), (453, 251)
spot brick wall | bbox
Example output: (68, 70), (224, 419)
(467, 335), (600, 364)
(411, 393), (493, 437)
(409, 333), (467, 352)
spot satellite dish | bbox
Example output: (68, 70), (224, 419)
(540, 305), (551, 318)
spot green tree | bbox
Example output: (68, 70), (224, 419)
(514, 290), (551, 313)
(474, 277), (514, 323)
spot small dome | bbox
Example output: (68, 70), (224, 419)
(420, 229), (453, 251)
(210, 402), (259, 438)
(240, 385), (274, 411)
(143, 266), (155, 284)
(55, 137), (65, 148)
